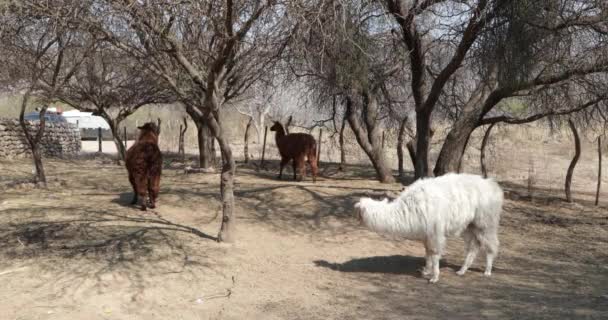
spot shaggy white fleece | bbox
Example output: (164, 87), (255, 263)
(355, 173), (503, 283)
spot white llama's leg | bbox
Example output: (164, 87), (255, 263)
(479, 230), (499, 276)
(428, 236), (445, 283)
(421, 241), (432, 277)
(457, 228), (480, 276)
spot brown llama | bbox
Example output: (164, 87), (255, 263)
(270, 121), (318, 182)
(126, 122), (163, 210)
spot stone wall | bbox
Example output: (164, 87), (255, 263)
(0, 119), (81, 158)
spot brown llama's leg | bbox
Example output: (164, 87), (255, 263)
(292, 159), (297, 180)
(308, 154), (318, 183)
(296, 154), (306, 182)
(278, 157), (289, 180)
(128, 172), (138, 205)
(134, 173), (148, 211)
(148, 174), (161, 209)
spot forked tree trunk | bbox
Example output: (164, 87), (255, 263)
(244, 116), (253, 163)
(565, 119), (581, 203)
(345, 93), (394, 183)
(18, 92), (47, 187)
(480, 123), (496, 178)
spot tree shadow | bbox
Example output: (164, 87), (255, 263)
(0, 204), (219, 298)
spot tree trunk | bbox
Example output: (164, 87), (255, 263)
(595, 136), (602, 206)
(179, 117), (188, 162)
(345, 94), (394, 183)
(414, 110), (432, 179)
(18, 91), (47, 187)
(206, 109), (236, 242)
(244, 116), (252, 163)
(434, 115), (478, 177)
(108, 121), (126, 162)
(397, 117), (408, 181)
(338, 113), (347, 171)
(196, 119), (216, 169)
(565, 119), (581, 203)
(480, 123), (496, 178)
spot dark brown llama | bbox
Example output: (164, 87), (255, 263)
(270, 121), (318, 182)
(126, 122), (163, 210)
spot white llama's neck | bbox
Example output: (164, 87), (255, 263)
(361, 198), (426, 239)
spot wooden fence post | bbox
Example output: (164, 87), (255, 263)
(97, 127), (102, 153)
(261, 126), (268, 168)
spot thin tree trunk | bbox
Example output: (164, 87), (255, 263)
(19, 91), (47, 187)
(480, 123), (496, 178)
(397, 117), (408, 181)
(338, 113), (347, 171)
(179, 117), (188, 163)
(565, 119), (581, 203)
(244, 116), (252, 163)
(457, 134), (472, 173)
(596, 136), (602, 206)
(206, 110), (236, 242)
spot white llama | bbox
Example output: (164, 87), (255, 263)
(355, 173), (503, 283)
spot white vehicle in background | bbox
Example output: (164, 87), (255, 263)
(24, 108), (112, 140)
(60, 110), (112, 140)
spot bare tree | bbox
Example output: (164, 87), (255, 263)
(433, 0), (608, 176)
(90, 0), (286, 242)
(57, 45), (173, 161)
(0, 1), (95, 186)
(287, 0), (407, 183)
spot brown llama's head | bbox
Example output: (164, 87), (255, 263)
(269, 121), (284, 132)
(138, 122), (158, 134)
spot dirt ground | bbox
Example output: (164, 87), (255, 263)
(0, 155), (607, 320)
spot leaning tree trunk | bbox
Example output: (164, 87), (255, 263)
(106, 119), (126, 162)
(565, 119), (581, 203)
(345, 94), (394, 183)
(434, 113), (479, 177)
(480, 123), (496, 178)
(18, 91), (47, 187)
(244, 116), (253, 163)
(195, 119), (217, 169)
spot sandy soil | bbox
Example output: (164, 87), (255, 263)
(0, 156), (607, 320)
